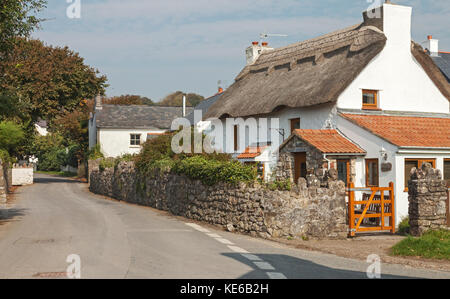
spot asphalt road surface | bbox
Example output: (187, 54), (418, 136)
(0, 174), (449, 279)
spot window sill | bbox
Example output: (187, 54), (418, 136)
(129, 145), (141, 149)
(362, 106), (382, 111)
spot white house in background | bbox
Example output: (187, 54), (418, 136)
(89, 96), (193, 157)
(201, 2), (450, 225)
(34, 119), (48, 136)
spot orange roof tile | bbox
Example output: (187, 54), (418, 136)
(237, 146), (268, 159)
(293, 129), (366, 154)
(342, 114), (450, 148)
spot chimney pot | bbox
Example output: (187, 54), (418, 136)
(252, 41), (259, 45)
(428, 35), (433, 40)
(218, 87), (224, 94)
(262, 42), (268, 47)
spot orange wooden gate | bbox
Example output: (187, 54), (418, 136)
(348, 182), (396, 237)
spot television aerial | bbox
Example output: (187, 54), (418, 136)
(259, 33), (288, 42)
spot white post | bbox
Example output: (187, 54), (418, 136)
(183, 95), (186, 117)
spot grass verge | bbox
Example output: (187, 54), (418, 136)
(391, 230), (450, 260)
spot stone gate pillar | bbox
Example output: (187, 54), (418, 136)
(408, 163), (448, 236)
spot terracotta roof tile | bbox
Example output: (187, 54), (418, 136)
(342, 114), (450, 148)
(237, 146), (268, 159)
(293, 129), (365, 154)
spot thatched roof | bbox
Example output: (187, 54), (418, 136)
(412, 43), (450, 101)
(205, 24), (387, 119)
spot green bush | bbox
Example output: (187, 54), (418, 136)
(0, 148), (13, 165)
(0, 121), (25, 153)
(99, 158), (115, 172)
(172, 156), (257, 186)
(87, 144), (104, 160)
(38, 148), (68, 171)
(267, 179), (292, 191)
(391, 230), (450, 260)
(398, 217), (410, 236)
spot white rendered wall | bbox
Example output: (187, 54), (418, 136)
(337, 4), (449, 113)
(99, 128), (167, 158)
(206, 104), (336, 156)
(12, 168), (34, 186)
(337, 116), (402, 224)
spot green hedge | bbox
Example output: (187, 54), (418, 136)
(172, 156), (257, 186)
(93, 134), (258, 186)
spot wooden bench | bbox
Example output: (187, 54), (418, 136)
(357, 193), (391, 226)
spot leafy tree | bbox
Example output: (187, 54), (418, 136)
(0, 121), (25, 154)
(0, 0), (46, 59)
(30, 133), (70, 171)
(158, 91), (204, 107)
(104, 95), (154, 106)
(0, 38), (108, 123)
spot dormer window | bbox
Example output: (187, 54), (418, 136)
(362, 89), (379, 110)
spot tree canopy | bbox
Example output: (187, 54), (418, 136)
(158, 91), (205, 107)
(104, 95), (154, 106)
(0, 0), (46, 59)
(0, 38), (108, 123)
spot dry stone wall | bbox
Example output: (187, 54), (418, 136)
(408, 163), (449, 236)
(89, 160), (348, 239)
(0, 160), (7, 203)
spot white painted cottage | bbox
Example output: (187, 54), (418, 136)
(201, 2), (450, 225)
(89, 96), (192, 158)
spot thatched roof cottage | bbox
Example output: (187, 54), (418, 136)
(201, 2), (450, 226)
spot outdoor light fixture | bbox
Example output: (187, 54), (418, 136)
(380, 147), (388, 161)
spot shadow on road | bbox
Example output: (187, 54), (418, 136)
(33, 176), (79, 184)
(222, 253), (419, 279)
(0, 208), (27, 226)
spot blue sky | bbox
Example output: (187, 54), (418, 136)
(33, 0), (450, 102)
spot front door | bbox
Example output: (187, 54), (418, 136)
(337, 159), (351, 186)
(294, 153), (307, 183)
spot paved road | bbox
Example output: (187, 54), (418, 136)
(0, 174), (449, 279)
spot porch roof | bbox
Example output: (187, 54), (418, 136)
(286, 129), (366, 154)
(341, 113), (450, 148)
(237, 145), (269, 159)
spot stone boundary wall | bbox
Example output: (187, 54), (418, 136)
(408, 163), (449, 236)
(0, 160), (7, 203)
(89, 159), (348, 239)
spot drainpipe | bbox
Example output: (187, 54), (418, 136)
(323, 154), (331, 170)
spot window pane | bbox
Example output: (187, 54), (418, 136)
(405, 160), (418, 188)
(366, 160), (379, 186)
(363, 93), (375, 104)
(444, 160), (450, 187)
(337, 161), (348, 185)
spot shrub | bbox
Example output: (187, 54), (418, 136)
(267, 179), (292, 191)
(88, 144), (104, 160)
(0, 148), (13, 165)
(38, 148), (68, 171)
(134, 134), (175, 172)
(0, 121), (25, 153)
(398, 217), (410, 236)
(99, 158), (115, 172)
(172, 156), (257, 186)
